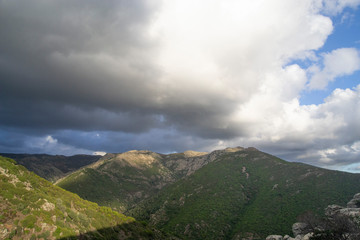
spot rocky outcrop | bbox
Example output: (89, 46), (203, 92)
(266, 235), (283, 240)
(291, 222), (309, 236)
(266, 193), (360, 240)
(347, 193), (360, 208)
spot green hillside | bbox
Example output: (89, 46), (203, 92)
(0, 156), (170, 240)
(56, 150), (210, 212)
(0, 153), (100, 182)
(128, 148), (360, 239)
(53, 147), (360, 239)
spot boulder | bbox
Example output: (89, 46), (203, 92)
(292, 222), (309, 236)
(283, 235), (295, 240)
(302, 232), (313, 240)
(339, 208), (360, 217)
(347, 193), (360, 208)
(266, 235), (283, 240)
(324, 204), (342, 217)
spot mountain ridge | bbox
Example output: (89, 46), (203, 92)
(4, 147), (360, 239)
(0, 153), (100, 182)
(55, 147), (238, 211)
(0, 155), (173, 239)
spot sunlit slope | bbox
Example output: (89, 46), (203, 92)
(129, 148), (360, 240)
(0, 156), (168, 240)
(56, 149), (211, 212)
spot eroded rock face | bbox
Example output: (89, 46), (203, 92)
(325, 193), (360, 218)
(266, 235), (283, 240)
(267, 193), (360, 240)
(325, 204), (343, 216)
(292, 222), (309, 237)
(347, 193), (360, 208)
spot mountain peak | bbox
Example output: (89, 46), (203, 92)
(224, 146), (245, 152)
(183, 150), (208, 157)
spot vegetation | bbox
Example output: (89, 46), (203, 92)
(5, 147), (360, 239)
(0, 155), (170, 239)
(0, 153), (100, 182)
(128, 149), (360, 239)
(56, 151), (177, 212)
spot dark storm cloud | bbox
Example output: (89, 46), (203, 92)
(52, 129), (216, 154)
(1, 0), (360, 172)
(0, 97), (163, 132)
(0, 0), (242, 140)
(0, 0), (161, 109)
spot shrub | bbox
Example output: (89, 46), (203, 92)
(21, 215), (37, 228)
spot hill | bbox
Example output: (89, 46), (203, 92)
(0, 155), (171, 239)
(128, 148), (360, 239)
(56, 149), (210, 212)
(55, 147), (360, 239)
(0, 153), (100, 182)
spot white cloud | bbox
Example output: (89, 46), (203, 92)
(217, 84), (360, 168)
(25, 135), (93, 156)
(322, 0), (360, 15)
(152, 0), (333, 104)
(1, 0), (360, 171)
(93, 151), (107, 156)
(308, 48), (360, 89)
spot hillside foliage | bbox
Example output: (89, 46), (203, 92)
(0, 153), (100, 182)
(128, 149), (360, 239)
(0, 156), (169, 239)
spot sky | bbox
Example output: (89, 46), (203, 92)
(1, 0), (360, 173)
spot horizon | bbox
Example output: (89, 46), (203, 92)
(1, 0), (360, 173)
(2, 145), (360, 174)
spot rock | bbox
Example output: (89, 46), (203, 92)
(302, 232), (313, 240)
(292, 222), (309, 236)
(41, 199), (55, 211)
(0, 226), (9, 239)
(270, 194), (360, 240)
(283, 235), (295, 240)
(347, 193), (360, 208)
(324, 204), (342, 217)
(339, 208), (360, 217)
(266, 235), (283, 240)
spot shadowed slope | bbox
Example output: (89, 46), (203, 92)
(0, 153), (100, 182)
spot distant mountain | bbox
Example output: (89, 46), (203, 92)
(129, 148), (360, 239)
(0, 156), (172, 239)
(55, 147), (360, 239)
(0, 153), (100, 182)
(56, 149), (210, 212)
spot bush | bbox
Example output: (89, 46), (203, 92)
(21, 215), (37, 228)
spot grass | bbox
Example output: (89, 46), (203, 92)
(0, 155), (164, 239)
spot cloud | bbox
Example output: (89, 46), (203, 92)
(0, 0), (360, 171)
(308, 48), (360, 89)
(322, 0), (360, 15)
(216, 84), (360, 169)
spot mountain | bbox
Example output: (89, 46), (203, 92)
(129, 148), (360, 239)
(56, 149), (210, 212)
(0, 155), (171, 239)
(0, 153), (100, 182)
(55, 147), (360, 239)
